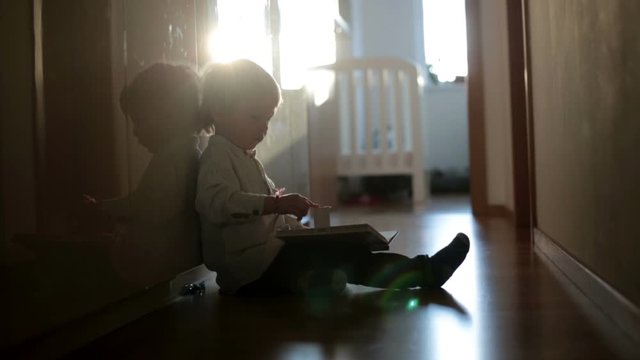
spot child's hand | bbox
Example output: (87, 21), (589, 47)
(277, 193), (319, 220)
(82, 194), (98, 205)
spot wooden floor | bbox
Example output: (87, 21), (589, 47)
(66, 196), (639, 360)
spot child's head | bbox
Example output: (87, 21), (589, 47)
(120, 63), (200, 153)
(200, 59), (282, 150)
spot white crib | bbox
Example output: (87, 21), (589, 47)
(307, 57), (427, 205)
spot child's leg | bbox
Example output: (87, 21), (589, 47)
(236, 244), (343, 295)
(344, 250), (424, 289)
(344, 233), (470, 289)
(237, 233), (470, 295)
(425, 233), (471, 287)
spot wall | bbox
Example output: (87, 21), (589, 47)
(351, 0), (425, 62)
(424, 84), (469, 171)
(350, 0), (470, 174)
(479, 0), (514, 211)
(1, 0), (206, 347)
(529, 0), (640, 305)
(259, 89), (310, 196)
(0, 0), (38, 253)
(1, 0), (312, 348)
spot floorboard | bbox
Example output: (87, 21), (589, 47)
(65, 196), (640, 360)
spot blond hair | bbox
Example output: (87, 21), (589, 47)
(200, 59), (282, 135)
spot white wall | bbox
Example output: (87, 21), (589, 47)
(351, 0), (425, 62)
(259, 89), (310, 196)
(424, 83), (469, 171)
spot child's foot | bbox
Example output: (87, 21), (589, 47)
(422, 233), (470, 288)
(296, 268), (348, 297)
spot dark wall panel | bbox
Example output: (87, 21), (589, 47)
(530, 0), (640, 305)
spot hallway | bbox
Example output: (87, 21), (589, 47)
(65, 196), (639, 360)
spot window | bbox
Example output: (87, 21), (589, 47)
(422, 0), (468, 83)
(206, 0), (338, 90)
(207, 0), (273, 71)
(279, 0), (337, 90)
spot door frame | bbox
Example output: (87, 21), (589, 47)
(466, 0), (536, 230)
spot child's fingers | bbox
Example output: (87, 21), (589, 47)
(82, 194), (97, 204)
(280, 194), (321, 217)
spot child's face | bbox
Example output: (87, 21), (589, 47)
(220, 94), (279, 150)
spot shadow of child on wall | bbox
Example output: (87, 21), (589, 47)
(87, 62), (203, 286)
(4, 63), (204, 349)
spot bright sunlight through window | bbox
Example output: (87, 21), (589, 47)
(279, 0), (337, 90)
(207, 0), (273, 72)
(206, 0), (337, 92)
(423, 0), (468, 83)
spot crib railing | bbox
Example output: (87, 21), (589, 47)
(307, 58), (427, 205)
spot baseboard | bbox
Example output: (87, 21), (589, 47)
(485, 205), (513, 220)
(5, 265), (214, 360)
(471, 204), (514, 221)
(534, 229), (640, 345)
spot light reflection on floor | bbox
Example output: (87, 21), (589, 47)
(425, 212), (481, 360)
(332, 196), (483, 360)
(64, 195), (640, 360)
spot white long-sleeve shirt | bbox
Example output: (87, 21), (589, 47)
(196, 135), (301, 294)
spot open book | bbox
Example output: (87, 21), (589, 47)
(276, 224), (398, 252)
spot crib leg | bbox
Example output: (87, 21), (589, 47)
(412, 171), (427, 204)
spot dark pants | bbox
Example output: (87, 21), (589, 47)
(238, 244), (427, 295)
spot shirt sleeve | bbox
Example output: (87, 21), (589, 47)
(264, 174), (277, 194)
(196, 147), (268, 225)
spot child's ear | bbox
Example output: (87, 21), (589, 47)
(211, 105), (233, 123)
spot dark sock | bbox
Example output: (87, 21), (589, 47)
(422, 233), (470, 288)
